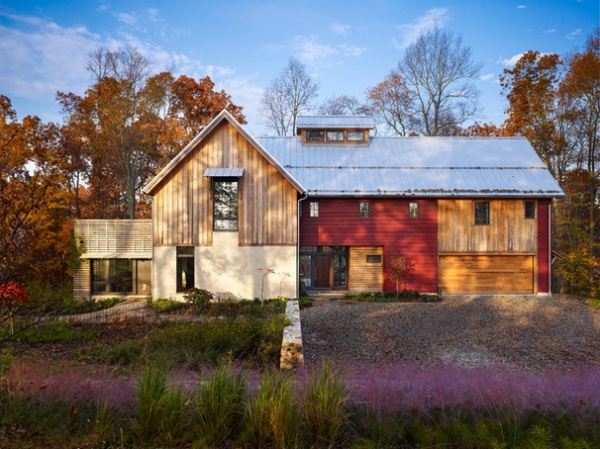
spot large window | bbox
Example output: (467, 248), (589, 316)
(474, 201), (490, 225)
(92, 259), (151, 295)
(177, 247), (195, 292)
(214, 178), (238, 230)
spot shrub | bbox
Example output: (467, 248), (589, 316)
(184, 288), (214, 311)
(152, 297), (186, 313)
(298, 296), (313, 308)
(555, 248), (599, 297)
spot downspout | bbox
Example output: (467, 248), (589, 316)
(297, 192), (308, 297)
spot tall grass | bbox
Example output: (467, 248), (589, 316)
(245, 370), (302, 448)
(0, 363), (598, 447)
(304, 361), (350, 448)
(193, 365), (247, 447)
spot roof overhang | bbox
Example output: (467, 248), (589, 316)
(203, 167), (244, 177)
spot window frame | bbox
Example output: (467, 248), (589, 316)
(409, 202), (419, 219)
(346, 131), (365, 142)
(176, 246), (195, 293)
(326, 130), (344, 142)
(309, 201), (320, 218)
(359, 201), (370, 218)
(213, 177), (239, 231)
(306, 130), (325, 142)
(474, 201), (490, 225)
(524, 201), (536, 219)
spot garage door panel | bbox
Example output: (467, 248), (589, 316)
(439, 255), (534, 294)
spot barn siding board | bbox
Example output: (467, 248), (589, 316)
(300, 198), (438, 292)
(152, 121), (297, 247)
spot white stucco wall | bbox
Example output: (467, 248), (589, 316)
(152, 232), (297, 300)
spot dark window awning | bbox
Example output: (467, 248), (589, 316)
(203, 168), (244, 177)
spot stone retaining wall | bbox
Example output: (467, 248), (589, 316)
(280, 299), (304, 369)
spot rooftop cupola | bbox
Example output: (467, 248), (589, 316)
(296, 115), (375, 145)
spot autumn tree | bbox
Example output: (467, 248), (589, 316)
(387, 250), (416, 293)
(367, 71), (416, 136)
(500, 51), (576, 181)
(58, 46), (245, 219)
(260, 58), (319, 136)
(0, 96), (70, 286)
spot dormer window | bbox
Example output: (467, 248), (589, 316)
(306, 130), (324, 142)
(347, 131), (365, 142)
(327, 131), (344, 141)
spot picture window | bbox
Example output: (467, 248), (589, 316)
(326, 131), (344, 141)
(346, 131), (365, 142)
(306, 130), (324, 142)
(213, 178), (238, 230)
(366, 255), (382, 263)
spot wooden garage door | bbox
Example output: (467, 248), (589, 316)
(439, 255), (534, 294)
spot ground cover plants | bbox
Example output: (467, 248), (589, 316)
(0, 295), (598, 447)
(345, 290), (441, 303)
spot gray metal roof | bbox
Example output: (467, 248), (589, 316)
(255, 136), (564, 198)
(204, 167), (244, 177)
(296, 115), (375, 130)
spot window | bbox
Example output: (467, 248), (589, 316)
(177, 247), (194, 292)
(366, 255), (382, 263)
(474, 201), (490, 225)
(309, 202), (320, 217)
(91, 259), (150, 295)
(214, 178), (238, 230)
(326, 131), (344, 141)
(359, 201), (370, 218)
(347, 131), (365, 142)
(525, 201), (536, 219)
(409, 202), (419, 218)
(306, 130), (324, 142)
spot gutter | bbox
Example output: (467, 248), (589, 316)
(296, 192), (308, 297)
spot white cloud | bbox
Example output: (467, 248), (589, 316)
(517, 5), (527, 9)
(115, 12), (139, 26)
(502, 52), (525, 66)
(479, 73), (494, 81)
(292, 35), (338, 63)
(566, 28), (582, 40)
(339, 43), (367, 57)
(394, 7), (450, 49)
(330, 22), (350, 36)
(0, 11), (99, 102)
(543, 28), (556, 33)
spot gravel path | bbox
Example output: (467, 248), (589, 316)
(300, 295), (600, 371)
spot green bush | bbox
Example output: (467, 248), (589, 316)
(18, 322), (100, 344)
(556, 248), (599, 297)
(184, 288), (214, 311)
(298, 296), (313, 308)
(152, 297), (186, 313)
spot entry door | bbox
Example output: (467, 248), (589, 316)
(314, 254), (331, 288)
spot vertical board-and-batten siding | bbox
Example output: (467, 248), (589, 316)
(437, 199), (538, 253)
(152, 122), (298, 246)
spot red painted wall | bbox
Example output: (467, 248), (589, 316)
(299, 198), (438, 293)
(537, 199), (551, 293)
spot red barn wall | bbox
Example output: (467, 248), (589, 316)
(537, 199), (551, 293)
(299, 197), (438, 293)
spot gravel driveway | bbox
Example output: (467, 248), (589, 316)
(300, 295), (600, 371)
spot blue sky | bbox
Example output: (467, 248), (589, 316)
(0, 0), (597, 134)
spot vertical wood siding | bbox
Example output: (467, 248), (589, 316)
(438, 199), (538, 252)
(152, 122), (298, 246)
(300, 198), (438, 292)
